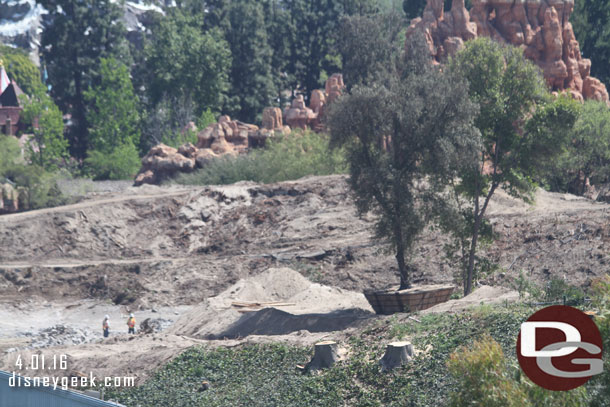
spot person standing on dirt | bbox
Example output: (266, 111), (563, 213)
(103, 315), (110, 338)
(127, 313), (136, 334)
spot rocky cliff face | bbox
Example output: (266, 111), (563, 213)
(406, 0), (609, 103)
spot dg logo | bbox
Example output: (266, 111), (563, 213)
(517, 305), (604, 391)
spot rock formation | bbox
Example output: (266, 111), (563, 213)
(136, 74), (345, 186)
(284, 74), (345, 130)
(406, 0), (609, 103)
(284, 95), (317, 130)
(134, 115), (290, 186)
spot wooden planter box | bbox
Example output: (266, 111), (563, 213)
(364, 284), (455, 315)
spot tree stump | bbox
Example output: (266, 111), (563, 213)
(305, 341), (340, 371)
(380, 341), (413, 371)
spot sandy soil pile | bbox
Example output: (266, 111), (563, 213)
(170, 267), (374, 339)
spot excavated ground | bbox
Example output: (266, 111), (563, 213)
(0, 175), (608, 382)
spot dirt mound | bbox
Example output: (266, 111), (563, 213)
(212, 308), (370, 339)
(170, 267), (374, 339)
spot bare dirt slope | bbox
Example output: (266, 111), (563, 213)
(0, 175), (609, 385)
(0, 175), (608, 308)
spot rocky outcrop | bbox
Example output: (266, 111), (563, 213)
(284, 74), (345, 130)
(135, 74), (346, 186)
(134, 115), (290, 186)
(406, 0), (609, 103)
(284, 95), (317, 130)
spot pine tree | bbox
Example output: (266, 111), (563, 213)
(286, 0), (378, 101)
(223, 1), (277, 123)
(38, 0), (128, 159)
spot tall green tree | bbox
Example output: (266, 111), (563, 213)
(223, 1), (276, 123)
(552, 101), (610, 195)
(448, 38), (580, 295)
(328, 36), (480, 289)
(338, 12), (405, 88)
(286, 0), (378, 101)
(84, 58), (141, 180)
(144, 9), (231, 125)
(38, 0), (128, 159)
(21, 92), (68, 170)
(572, 0), (610, 89)
(260, 0), (296, 109)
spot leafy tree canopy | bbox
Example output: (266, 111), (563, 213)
(572, 0), (610, 90)
(84, 58), (141, 180)
(447, 38), (580, 295)
(144, 8), (231, 120)
(21, 93), (68, 171)
(328, 35), (480, 289)
(39, 0), (129, 158)
(0, 46), (44, 96)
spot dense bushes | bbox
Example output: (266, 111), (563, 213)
(589, 275), (610, 407)
(542, 101), (610, 194)
(448, 335), (528, 407)
(84, 142), (141, 181)
(0, 136), (68, 210)
(174, 131), (347, 186)
(448, 335), (588, 407)
(0, 46), (45, 96)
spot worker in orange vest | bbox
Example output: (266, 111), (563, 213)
(102, 315), (110, 338)
(127, 313), (136, 334)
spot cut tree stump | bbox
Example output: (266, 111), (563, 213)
(305, 341), (340, 371)
(379, 341), (413, 371)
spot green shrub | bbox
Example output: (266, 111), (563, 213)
(2, 164), (69, 210)
(448, 334), (528, 407)
(589, 274), (610, 407)
(448, 335), (588, 407)
(196, 108), (216, 130)
(542, 100), (610, 194)
(174, 130), (346, 186)
(0, 136), (22, 174)
(0, 136), (69, 210)
(0, 46), (45, 96)
(161, 129), (198, 148)
(85, 142), (141, 180)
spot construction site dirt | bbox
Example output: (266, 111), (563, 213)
(0, 175), (608, 383)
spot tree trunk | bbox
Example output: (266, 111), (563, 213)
(465, 182), (497, 296)
(380, 341), (414, 371)
(395, 228), (411, 290)
(465, 214), (481, 296)
(465, 178), (482, 296)
(305, 341), (340, 371)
